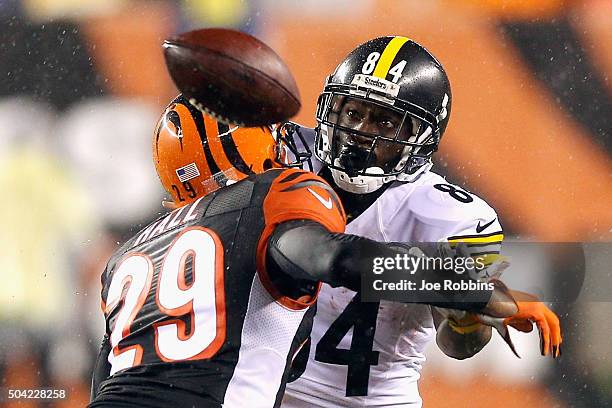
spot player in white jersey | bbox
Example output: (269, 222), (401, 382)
(283, 36), (561, 407)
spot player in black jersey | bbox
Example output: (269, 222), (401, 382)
(89, 95), (528, 408)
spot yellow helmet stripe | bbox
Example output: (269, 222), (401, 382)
(373, 36), (410, 79)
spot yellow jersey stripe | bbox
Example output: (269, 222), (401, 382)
(447, 233), (504, 244)
(373, 36), (409, 79)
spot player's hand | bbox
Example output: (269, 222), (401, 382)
(478, 290), (562, 359)
(504, 290), (562, 358)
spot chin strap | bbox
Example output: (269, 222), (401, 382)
(330, 160), (433, 194)
(330, 166), (386, 194)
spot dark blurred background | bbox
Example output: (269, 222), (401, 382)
(0, 0), (610, 407)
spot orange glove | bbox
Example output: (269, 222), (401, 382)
(504, 290), (562, 358)
(478, 290), (562, 358)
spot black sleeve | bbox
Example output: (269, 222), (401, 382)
(267, 220), (492, 312)
(90, 333), (112, 401)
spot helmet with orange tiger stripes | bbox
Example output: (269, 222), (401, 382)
(153, 95), (312, 207)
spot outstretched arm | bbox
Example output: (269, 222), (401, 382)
(267, 220), (517, 316)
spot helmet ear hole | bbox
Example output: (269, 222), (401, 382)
(263, 158), (274, 170)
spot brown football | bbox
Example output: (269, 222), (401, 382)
(163, 28), (301, 127)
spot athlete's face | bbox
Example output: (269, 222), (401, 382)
(328, 97), (412, 175)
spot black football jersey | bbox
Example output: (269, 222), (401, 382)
(89, 168), (345, 408)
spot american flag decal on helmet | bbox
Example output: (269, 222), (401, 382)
(176, 162), (200, 182)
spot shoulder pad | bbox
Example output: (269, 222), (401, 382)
(262, 168), (346, 233)
(404, 173), (499, 230)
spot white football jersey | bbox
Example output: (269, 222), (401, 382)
(283, 169), (503, 408)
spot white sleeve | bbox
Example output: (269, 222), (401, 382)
(390, 176), (505, 267)
(443, 202), (503, 268)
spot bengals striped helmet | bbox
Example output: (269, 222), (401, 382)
(153, 95), (311, 206)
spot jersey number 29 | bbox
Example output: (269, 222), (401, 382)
(104, 227), (226, 375)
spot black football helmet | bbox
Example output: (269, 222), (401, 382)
(314, 36), (452, 194)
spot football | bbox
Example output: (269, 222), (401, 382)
(163, 28), (301, 127)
